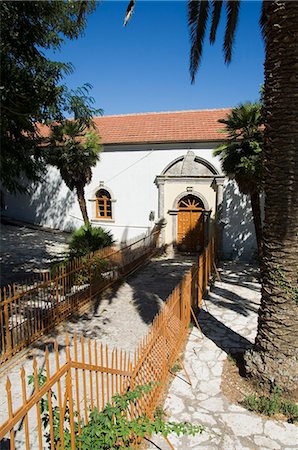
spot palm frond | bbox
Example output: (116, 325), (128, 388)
(260, 1), (268, 40)
(214, 104), (263, 194)
(223, 0), (240, 64)
(209, 0), (223, 44)
(77, 1), (88, 25)
(124, 0), (135, 27)
(188, 0), (210, 83)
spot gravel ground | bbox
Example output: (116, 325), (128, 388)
(0, 222), (69, 286)
(2, 252), (296, 450)
(0, 251), (195, 449)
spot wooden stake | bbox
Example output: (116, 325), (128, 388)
(190, 306), (203, 338)
(213, 261), (221, 281)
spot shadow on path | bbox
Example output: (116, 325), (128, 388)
(218, 262), (260, 291)
(24, 254), (195, 357)
(128, 256), (195, 324)
(0, 223), (70, 286)
(208, 286), (260, 317)
(198, 309), (253, 354)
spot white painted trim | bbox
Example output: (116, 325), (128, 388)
(102, 141), (226, 153)
(91, 219), (115, 224)
(155, 175), (224, 186)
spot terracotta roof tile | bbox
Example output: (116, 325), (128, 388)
(93, 109), (231, 145)
(38, 108), (231, 145)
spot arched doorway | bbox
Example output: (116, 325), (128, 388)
(177, 194), (204, 252)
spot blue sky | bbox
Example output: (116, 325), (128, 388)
(50, 1), (264, 115)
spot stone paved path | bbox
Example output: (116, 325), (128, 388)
(1, 259), (297, 449)
(148, 263), (298, 450)
(0, 252), (195, 427)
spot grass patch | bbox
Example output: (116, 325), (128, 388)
(227, 353), (237, 365)
(170, 362), (182, 374)
(241, 387), (298, 423)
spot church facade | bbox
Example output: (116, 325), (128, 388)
(3, 109), (257, 260)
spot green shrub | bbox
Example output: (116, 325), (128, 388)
(72, 256), (110, 286)
(78, 385), (204, 449)
(30, 373), (204, 449)
(68, 225), (113, 258)
(242, 387), (298, 423)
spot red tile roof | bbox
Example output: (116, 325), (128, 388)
(93, 109), (231, 145)
(38, 109), (231, 145)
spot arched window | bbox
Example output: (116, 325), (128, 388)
(177, 194), (204, 210)
(96, 189), (112, 219)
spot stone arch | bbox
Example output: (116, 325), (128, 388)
(161, 151), (220, 176)
(91, 183), (115, 201)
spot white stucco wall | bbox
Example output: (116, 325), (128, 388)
(2, 143), (257, 260)
(3, 144), (219, 238)
(220, 180), (257, 260)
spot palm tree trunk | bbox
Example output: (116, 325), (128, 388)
(245, 1), (298, 395)
(76, 185), (90, 226)
(250, 191), (263, 262)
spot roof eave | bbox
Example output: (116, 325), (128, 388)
(102, 138), (225, 146)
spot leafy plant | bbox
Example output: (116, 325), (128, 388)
(29, 372), (204, 449)
(47, 108), (102, 225)
(68, 225), (114, 258)
(242, 386), (298, 423)
(214, 102), (264, 260)
(29, 369), (69, 447)
(170, 363), (182, 374)
(72, 256), (110, 286)
(78, 384), (203, 449)
(1, 2), (96, 193)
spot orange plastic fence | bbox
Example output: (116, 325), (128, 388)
(0, 237), (215, 449)
(0, 227), (161, 365)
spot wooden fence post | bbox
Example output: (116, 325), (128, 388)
(205, 245), (208, 284)
(66, 336), (76, 450)
(4, 299), (11, 355)
(6, 377), (15, 449)
(198, 254), (204, 309)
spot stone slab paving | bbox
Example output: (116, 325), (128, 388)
(148, 263), (298, 450)
(0, 222), (69, 286)
(0, 252), (195, 447)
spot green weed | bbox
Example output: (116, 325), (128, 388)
(242, 386), (298, 423)
(29, 373), (204, 449)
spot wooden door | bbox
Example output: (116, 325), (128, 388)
(177, 195), (204, 251)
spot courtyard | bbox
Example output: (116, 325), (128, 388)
(1, 1), (297, 449)
(0, 221), (69, 286)
(0, 250), (297, 449)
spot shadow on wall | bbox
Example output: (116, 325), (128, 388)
(221, 181), (257, 261)
(3, 169), (76, 230)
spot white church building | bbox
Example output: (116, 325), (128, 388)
(3, 109), (257, 260)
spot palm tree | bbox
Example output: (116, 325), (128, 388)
(47, 120), (101, 225)
(214, 102), (263, 260)
(189, 0), (298, 394)
(123, 0), (298, 392)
